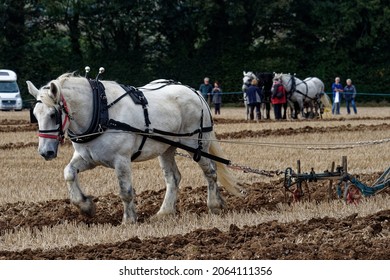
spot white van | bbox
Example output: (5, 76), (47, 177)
(0, 69), (23, 111)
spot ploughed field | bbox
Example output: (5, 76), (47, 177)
(0, 108), (389, 259)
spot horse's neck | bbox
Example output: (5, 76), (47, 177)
(62, 79), (94, 134)
(282, 75), (293, 91)
(283, 75), (303, 91)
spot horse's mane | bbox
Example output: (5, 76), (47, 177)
(57, 72), (79, 81)
(39, 85), (59, 108)
(39, 72), (79, 107)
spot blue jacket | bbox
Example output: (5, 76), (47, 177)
(331, 83), (343, 99)
(199, 83), (213, 100)
(343, 85), (356, 101)
(245, 85), (263, 105)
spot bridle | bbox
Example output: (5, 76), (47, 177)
(36, 94), (71, 144)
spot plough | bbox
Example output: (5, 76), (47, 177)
(284, 156), (390, 204)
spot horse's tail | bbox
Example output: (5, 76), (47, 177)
(209, 131), (246, 198)
(320, 93), (331, 108)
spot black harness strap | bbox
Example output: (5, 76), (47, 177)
(68, 79), (109, 143)
(192, 110), (204, 162)
(287, 76), (317, 101)
(131, 135), (148, 161)
(110, 85), (151, 160)
(108, 119), (230, 165)
(151, 126), (213, 137)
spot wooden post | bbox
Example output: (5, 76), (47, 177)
(342, 156), (347, 174)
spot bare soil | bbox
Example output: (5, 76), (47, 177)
(0, 173), (389, 260)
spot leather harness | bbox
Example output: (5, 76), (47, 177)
(66, 79), (228, 164)
(287, 75), (317, 101)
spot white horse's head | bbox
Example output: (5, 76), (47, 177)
(242, 71), (258, 92)
(273, 72), (284, 82)
(27, 80), (70, 160)
(273, 72), (293, 89)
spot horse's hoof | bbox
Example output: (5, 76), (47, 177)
(208, 207), (223, 215)
(208, 201), (225, 215)
(122, 216), (137, 225)
(150, 211), (176, 223)
(156, 211), (176, 219)
(79, 196), (96, 217)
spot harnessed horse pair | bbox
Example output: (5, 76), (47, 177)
(273, 73), (329, 119)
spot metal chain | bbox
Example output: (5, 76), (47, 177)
(174, 151), (284, 177)
(227, 162), (285, 177)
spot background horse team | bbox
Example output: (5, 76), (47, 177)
(242, 71), (331, 119)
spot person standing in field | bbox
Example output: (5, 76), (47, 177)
(211, 81), (222, 115)
(199, 77), (213, 105)
(343, 78), (357, 114)
(245, 79), (263, 121)
(271, 79), (287, 120)
(331, 77), (343, 115)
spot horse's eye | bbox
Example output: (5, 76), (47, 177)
(50, 113), (56, 119)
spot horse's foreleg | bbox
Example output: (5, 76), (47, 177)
(114, 157), (136, 224)
(64, 153), (96, 217)
(266, 102), (271, 119)
(299, 100), (305, 118)
(197, 156), (225, 214)
(157, 147), (181, 216)
(282, 103), (287, 119)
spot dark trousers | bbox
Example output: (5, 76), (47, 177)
(346, 99), (357, 114)
(249, 103), (261, 120)
(273, 104), (283, 120)
(214, 103), (221, 114)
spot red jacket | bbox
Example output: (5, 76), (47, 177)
(271, 84), (287, 105)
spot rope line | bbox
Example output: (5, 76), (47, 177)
(67, 130), (390, 150)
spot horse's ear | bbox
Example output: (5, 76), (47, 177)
(26, 81), (39, 99)
(49, 81), (61, 103)
(243, 71), (247, 75)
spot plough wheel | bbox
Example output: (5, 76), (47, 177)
(344, 185), (361, 205)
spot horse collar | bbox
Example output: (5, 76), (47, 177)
(67, 79), (109, 143)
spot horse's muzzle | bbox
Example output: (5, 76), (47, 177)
(40, 150), (57, 161)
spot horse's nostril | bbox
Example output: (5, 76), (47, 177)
(41, 150), (56, 160)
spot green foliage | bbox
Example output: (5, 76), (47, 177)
(0, 0), (389, 102)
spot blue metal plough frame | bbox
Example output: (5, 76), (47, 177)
(284, 156), (390, 203)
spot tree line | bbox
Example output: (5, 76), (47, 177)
(1, 0), (389, 102)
